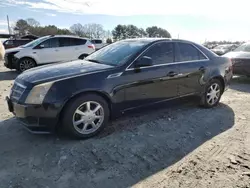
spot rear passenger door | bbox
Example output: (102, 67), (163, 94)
(71, 38), (88, 58)
(176, 42), (209, 96)
(58, 37), (74, 62)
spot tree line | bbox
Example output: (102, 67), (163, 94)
(12, 18), (171, 43)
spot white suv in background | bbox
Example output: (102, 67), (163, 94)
(4, 35), (95, 72)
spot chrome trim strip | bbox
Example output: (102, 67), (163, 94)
(106, 72), (123, 79)
(12, 90), (23, 94)
(14, 82), (26, 89)
(125, 41), (210, 71)
(126, 59), (209, 71)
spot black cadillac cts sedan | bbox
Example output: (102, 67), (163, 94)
(6, 38), (233, 138)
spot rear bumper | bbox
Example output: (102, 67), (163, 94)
(6, 97), (59, 133)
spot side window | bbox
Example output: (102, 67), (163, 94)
(40, 38), (59, 48)
(71, 38), (87, 46)
(59, 37), (71, 47)
(5, 40), (13, 45)
(178, 43), (207, 61)
(143, 42), (174, 65)
(91, 40), (102, 44)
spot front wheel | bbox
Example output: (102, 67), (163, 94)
(200, 79), (223, 108)
(18, 58), (36, 72)
(62, 94), (110, 138)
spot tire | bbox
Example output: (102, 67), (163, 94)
(200, 79), (223, 108)
(17, 58), (36, 72)
(78, 54), (88, 60)
(62, 94), (110, 138)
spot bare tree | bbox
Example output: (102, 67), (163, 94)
(70, 23), (86, 37)
(83, 23), (105, 39)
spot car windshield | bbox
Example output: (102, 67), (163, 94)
(234, 43), (250, 52)
(22, 36), (50, 48)
(85, 40), (150, 66)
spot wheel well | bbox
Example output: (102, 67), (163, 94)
(212, 76), (225, 93)
(58, 91), (112, 124)
(18, 57), (37, 65)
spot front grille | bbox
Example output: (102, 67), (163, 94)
(10, 82), (26, 101)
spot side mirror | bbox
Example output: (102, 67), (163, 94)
(134, 56), (153, 68)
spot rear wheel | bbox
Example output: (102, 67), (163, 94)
(200, 79), (223, 108)
(18, 58), (36, 72)
(62, 94), (110, 138)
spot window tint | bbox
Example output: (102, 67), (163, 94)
(40, 38), (59, 48)
(143, 42), (174, 65)
(18, 40), (31, 45)
(178, 43), (207, 61)
(71, 38), (87, 46)
(5, 40), (13, 45)
(59, 37), (71, 47)
(91, 40), (102, 44)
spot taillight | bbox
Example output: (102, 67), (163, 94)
(88, 44), (95, 50)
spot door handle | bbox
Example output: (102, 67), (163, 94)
(167, 71), (178, 77)
(199, 66), (206, 72)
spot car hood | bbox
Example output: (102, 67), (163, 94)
(223, 51), (250, 59)
(5, 47), (23, 53)
(16, 60), (114, 85)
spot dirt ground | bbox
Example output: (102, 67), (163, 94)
(0, 62), (250, 188)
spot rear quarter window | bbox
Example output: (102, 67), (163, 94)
(91, 40), (102, 44)
(178, 43), (207, 61)
(71, 38), (87, 46)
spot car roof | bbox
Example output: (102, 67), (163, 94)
(49, 35), (90, 40)
(121, 38), (195, 44)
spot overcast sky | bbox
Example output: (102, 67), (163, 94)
(0, 0), (249, 42)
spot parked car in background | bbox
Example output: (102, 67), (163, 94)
(3, 39), (33, 49)
(211, 44), (237, 55)
(4, 35), (95, 72)
(223, 42), (250, 76)
(91, 39), (107, 50)
(6, 38), (233, 138)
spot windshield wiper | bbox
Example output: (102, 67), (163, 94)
(86, 59), (102, 64)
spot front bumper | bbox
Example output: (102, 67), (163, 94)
(4, 53), (19, 69)
(6, 97), (59, 134)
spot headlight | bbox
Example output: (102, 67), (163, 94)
(25, 82), (53, 104)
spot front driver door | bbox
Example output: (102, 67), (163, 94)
(34, 38), (60, 64)
(123, 42), (180, 109)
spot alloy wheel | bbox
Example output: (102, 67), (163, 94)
(72, 101), (104, 134)
(206, 83), (221, 105)
(20, 59), (35, 71)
